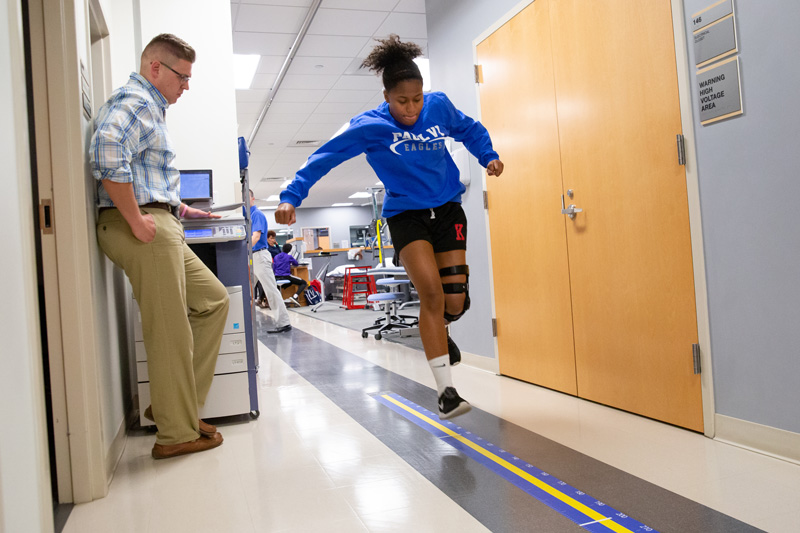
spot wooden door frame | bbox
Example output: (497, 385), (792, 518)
(473, 0), (716, 437)
(29, 0), (110, 502)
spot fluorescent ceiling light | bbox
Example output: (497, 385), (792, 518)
(331, 121), (350, 139)
(266, 195), (280, 202)
(414, 57), (431, 92)
(233, 54), (260, 89)
(332, 203), (353, 207)
(258, 205), (278, 210)
(280, 180), (291, 189)
(348, 192), (371, 199)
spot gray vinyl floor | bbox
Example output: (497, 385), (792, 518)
(61, 306), (798, 532)
(263, 310), (767, 532)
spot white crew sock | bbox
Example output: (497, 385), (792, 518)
(428, 355), (452, 396)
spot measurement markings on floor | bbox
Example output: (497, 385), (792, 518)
(373, 392), (659, 533)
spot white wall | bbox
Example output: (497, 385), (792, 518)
(138, 0), (241, 205)
(0, 0), (54, 529)
(292, 206), (374, 247)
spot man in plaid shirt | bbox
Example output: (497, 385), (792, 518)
(92, 33), (227, 459)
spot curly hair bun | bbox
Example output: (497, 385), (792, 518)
(361, 34), (423, 91)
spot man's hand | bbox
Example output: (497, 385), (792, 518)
(130, 213), (156, 243)
(183, 205), (221, 219)
(487, 159), (504, 177)
(275, 203), (296, 225)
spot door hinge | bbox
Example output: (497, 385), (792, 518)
(39, 199), (54, 234)
(692, 343), (701, 374)
(492, 318), (497, 337)
(474, 64), (484, 84)
(483, 190), (488, 209)
(676, 134), (686, 166)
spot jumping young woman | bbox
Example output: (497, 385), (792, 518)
(275, 35), (504, 419)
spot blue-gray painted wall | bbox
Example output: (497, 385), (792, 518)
(426, 0), (800, 434)
(681, 0), (800, 434)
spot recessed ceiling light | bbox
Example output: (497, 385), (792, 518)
(258, 205), (278, 210)
(331, 203), (353, 207)
(280, 180), (291, 189)
(348, 192), (371, 199)
(233, 54), (260, 89)
(266, 195), (280, 202)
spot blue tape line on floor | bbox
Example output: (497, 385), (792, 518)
(373, 392), (660, 533)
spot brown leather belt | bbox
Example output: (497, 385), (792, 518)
(99, 202), (176, 215)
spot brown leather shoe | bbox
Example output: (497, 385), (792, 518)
(143, 405), (217, 438)
(151, 432), (223, 459)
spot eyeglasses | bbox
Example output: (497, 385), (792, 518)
(161, 62), (191, 84)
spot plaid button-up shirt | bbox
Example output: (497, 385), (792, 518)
(91, 72), (181, 207)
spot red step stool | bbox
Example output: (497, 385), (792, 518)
(342, 266), (377, 309)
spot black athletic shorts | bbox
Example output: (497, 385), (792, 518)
(387, 202), (467, 261)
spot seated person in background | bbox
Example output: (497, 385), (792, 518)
(266, 230), (281, 258)
(274, 243), (308, 300)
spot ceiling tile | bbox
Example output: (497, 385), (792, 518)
(263, 112), (313, 124)
(286, 56), (352, 76)
(234, 4), (307, 33)
(375, 12), (427, 39)
(232, 0), (427, 208)
(250, 73), (277, 90)
(235, 88), (269, 102)
(248, 142), (289, 155)
(295, 123), (340, 138)
(296, 35), (371, 58)
(332, 74), (382, 91)
(233, 32), (295, 55)
(239, 0), (313, 6)
(304, 112), (355, 125)
(394, 0), (425, 14)
(280, 74), (340, 90)
(235, 101), (265, 115)
(307, 8), (388, 37)
(269, 101), (321, 115)
(320, 0), (399, 11)
(268, 160), (307, 175)
(256, 55), (287, 74)
(314, 101), (365, 115)
(272, 88), (329, 104)
(252, 129), (298, 144)
(322, 89), (380, 104)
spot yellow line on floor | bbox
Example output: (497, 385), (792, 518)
(381, 394), (635, 533)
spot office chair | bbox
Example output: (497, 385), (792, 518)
(361, 278), (419, 340)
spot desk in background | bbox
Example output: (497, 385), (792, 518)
(304, 246), (394, 276)
(279, 264), (309, 305)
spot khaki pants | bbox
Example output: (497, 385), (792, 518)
(97, 207), (229, 445)
(252, 249), (290, 328)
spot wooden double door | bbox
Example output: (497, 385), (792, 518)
(478, 0), (703, 431)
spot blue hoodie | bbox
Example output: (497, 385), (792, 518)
(280, 92), (499, 218)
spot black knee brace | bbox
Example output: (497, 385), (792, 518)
(440, 265), (470, 322)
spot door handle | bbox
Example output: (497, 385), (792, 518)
(561, 195), (583, 219)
